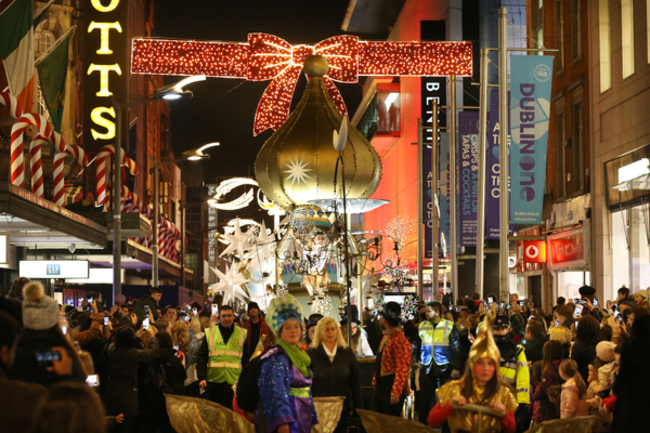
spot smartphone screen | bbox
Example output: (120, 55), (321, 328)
(519, 301), (524, 307)
(192, 307), (198, 316)
(103, 317), (109, 326)
(86, 374), (99, 387)
(35, 351), (61, 367)
(488, 297), (494, 304)
(554, 319), (559, 327)
(143, 317), (150, 330)
(499, 301), (504, 310)
(575, 321), (579, 329)
(88, 297), (93, 303)
(60, 324), (67, 335)
(173, 344), (180, 354)
(506, 303), (511, 309)
(144, 305), (150, 314)
(455, 308), (461, 313)
(573, 304), (584, 318)
(211, 304), (218, 316)
(183, 315), (190, 323)
(594, 298), (599, 307)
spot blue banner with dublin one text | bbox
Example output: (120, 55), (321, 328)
(509, 55), (554, 224)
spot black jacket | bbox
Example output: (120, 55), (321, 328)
(306, 344), (363, 414)
(133, 294), (160, 320)
(146, 348), (186, 407)
(9, 328), (86, 388)
(523, 335), (548, 364)
(570, 341), (597, 383)
(103, 339), (159, 416)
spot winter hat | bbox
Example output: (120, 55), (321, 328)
(596, 341), (616, 363)
(634, 289), (649, 302)
(247, 301), (260, 313)
(22, 282), (61, 330)
(115, 294), (127, 305)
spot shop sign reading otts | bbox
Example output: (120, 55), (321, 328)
(83, 0), (129, 153)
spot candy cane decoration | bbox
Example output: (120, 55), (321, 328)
(50, 131), (88, 206)
(11, 114), (52, 188)
(28, 135), (48, 198)
(95, 145), (139, 207)
(0, 92), (24, 119)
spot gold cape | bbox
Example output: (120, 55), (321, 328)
(436, 380), (518, 433)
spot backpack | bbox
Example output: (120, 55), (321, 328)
(236, 356), (262, 412)
(236, 348), (293, 413)
(145, 359), (173, 400)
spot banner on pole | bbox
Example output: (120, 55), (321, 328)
(438, 132), (450, 257)
(458, 111), (479, 246)
(509, 55), (554, 224)
(486, 89), (514, 238)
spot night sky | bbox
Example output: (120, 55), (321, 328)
(154, 0), (365, 183)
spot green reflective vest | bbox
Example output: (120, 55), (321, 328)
(205, 325), (247, 385)
(418, 318), (454, 366)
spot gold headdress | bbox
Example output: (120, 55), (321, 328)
(467, 306), (501, 380)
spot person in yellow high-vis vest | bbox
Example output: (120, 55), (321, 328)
(493, 313), (530, 433)
(197, 305), (248, 409)
(414, 301), (460, 428)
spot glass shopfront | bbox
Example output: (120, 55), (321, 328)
(606, 143), (650, 299)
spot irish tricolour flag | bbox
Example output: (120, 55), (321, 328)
(0, 0), (34, 109)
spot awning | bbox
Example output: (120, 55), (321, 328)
(0, 182), (108, 249)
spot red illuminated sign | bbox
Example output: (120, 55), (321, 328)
(523, 240), (546, 263)
(547, 227), (585, 270)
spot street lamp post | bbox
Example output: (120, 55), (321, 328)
(151, 143), (219, 286)
(110, 76), (205, 299)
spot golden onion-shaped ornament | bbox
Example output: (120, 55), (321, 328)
(255, 55), (382, 209)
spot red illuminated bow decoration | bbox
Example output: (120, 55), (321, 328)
(247, 33), (359, 135)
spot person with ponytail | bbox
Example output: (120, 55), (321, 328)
(558, 359), (588, 419)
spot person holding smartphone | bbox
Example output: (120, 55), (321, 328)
(578, 286), (604, 322)
(133, 287), (163, 321)
(9, 282), (86, 388)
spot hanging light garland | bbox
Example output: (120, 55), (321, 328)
(131, 35), (472, 135)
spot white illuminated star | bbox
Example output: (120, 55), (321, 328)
(283, 157), (313, 187)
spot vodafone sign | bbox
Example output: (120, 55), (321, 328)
(523, 240), (546, 263)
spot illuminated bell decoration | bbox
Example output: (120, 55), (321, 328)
(255, 55), (382, 209)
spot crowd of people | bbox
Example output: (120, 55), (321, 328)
(1, 277), (649, 433)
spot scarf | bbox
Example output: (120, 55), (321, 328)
(277, 339), (311, 378)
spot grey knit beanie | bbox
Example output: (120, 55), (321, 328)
(22, 282), (61, 330)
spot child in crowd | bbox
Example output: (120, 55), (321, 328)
(559, 359), (589, 419)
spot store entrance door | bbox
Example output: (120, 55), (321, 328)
(529, 275), (542, 306)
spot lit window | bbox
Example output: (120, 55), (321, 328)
(621, 0), (634, 78)
(599, 0), (611, 91)
(39, 31), (54, 53)
(376, 85), (401, 136)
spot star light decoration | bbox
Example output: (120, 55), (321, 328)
(219, 219), (251, 259)
(401, 294), (418, 321)
(283, 157), (313, 187)
(209, 265), (249, 305)
(385, 216), (416, 251)
(371, 293), (386, 318)
(131, 35), (472, 135)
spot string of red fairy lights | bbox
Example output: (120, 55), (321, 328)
(131, 33), (472, 135)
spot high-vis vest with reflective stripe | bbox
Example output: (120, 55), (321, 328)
(418, 318), (454, 366)
(499, 344), (531, 405)
(205, 326), (247, 385)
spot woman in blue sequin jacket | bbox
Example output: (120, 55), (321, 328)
(258, 294), (318, 433)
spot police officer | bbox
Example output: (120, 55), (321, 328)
(197, 305), (248, 409)
(414, 301), (460, 426)
(493, 314), (530, 432)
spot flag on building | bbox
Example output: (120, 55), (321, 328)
(37, 34), (70, 132)
(0, 0), (35, 110)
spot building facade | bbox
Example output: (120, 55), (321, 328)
(589, 0), (650, 301)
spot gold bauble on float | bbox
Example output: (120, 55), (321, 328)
(255, 55), (382, 210)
